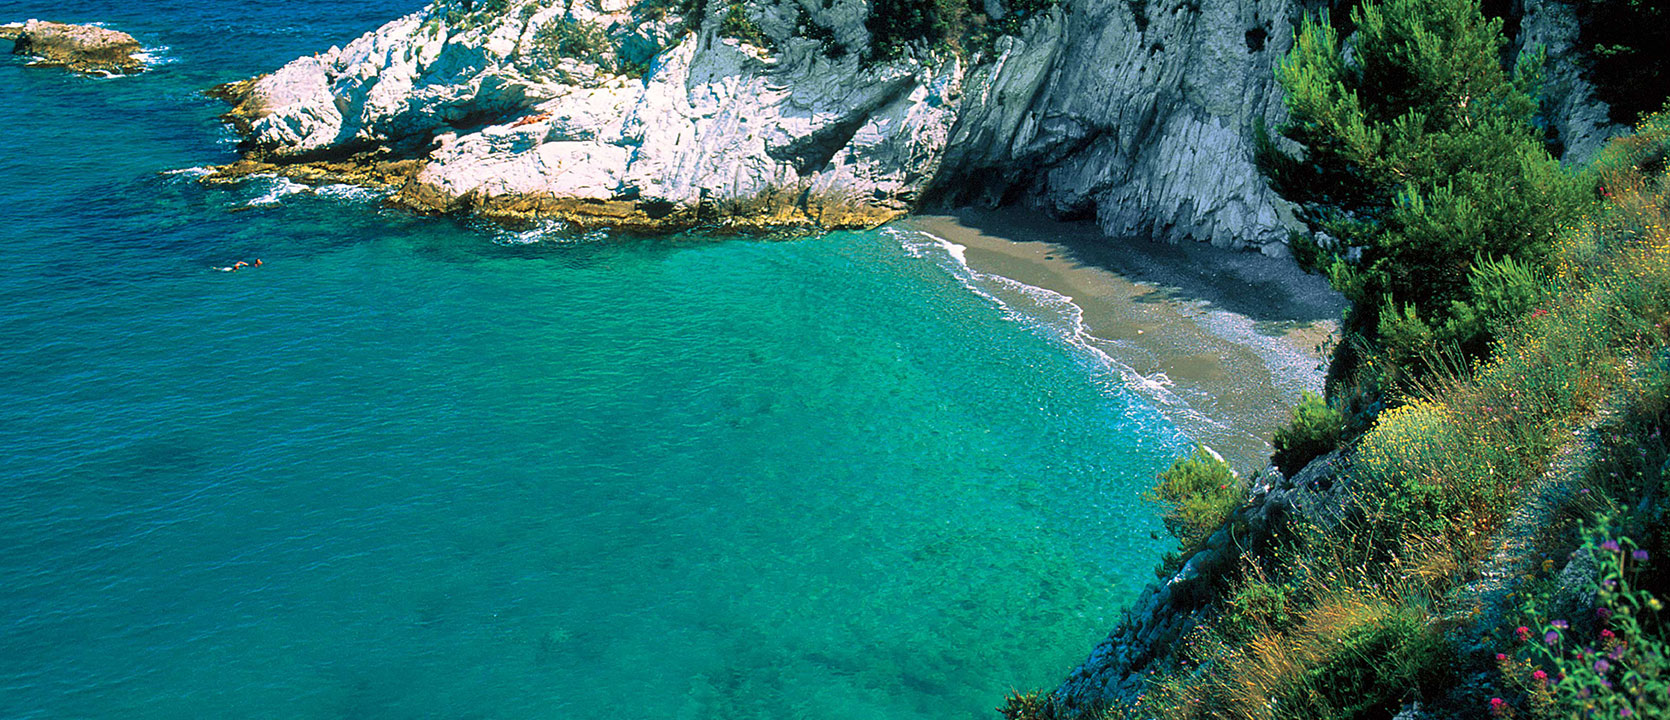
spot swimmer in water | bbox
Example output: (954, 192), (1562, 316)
(217, 259), (263, 272)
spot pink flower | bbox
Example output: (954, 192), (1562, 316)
(1532, 669), (1548, 686)
(1489, 697), (1509, 717)
(1516, 625), (1532, 641)
(1496, 653), (1508, 662)
(1601, 629), (1616, 641)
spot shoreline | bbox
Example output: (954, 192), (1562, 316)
(904, 209), (1345, 473)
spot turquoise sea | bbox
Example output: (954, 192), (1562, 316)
(0, 2), (1188, 718)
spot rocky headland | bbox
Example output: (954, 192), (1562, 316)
(205, 0), (1619, 246)
(1, 20), (144, 75)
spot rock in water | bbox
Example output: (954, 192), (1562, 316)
(1, 20), (144, 75)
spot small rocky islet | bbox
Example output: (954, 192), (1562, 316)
(0, 19), (144, 75)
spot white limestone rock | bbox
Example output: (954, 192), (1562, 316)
(940, 0), (1306, 251)
(1518, 0), (1624, 164)
(222, 0), (960, 229)
(218, 0), (1615, 243)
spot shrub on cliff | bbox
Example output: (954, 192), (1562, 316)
(865, 0), (971, 59)
(1147, 446), (1245, 551)
(1124, 109), (1670, 720)
(1266, 0), (1585, 390)
(864, 0), (1054, 61)
(1272, 390), (1345, 475)
(1502, 529), (1669, 720)
(532, 15), (615, 72)
(719, 0), (775, 49)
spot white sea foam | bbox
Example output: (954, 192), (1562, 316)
(315, 183), (381, 202)
(485, 220), (617, 246)
(160, 166), (214, 180)
(231, 176), (389, 209)
(489, 220), (562, 245)
(888, 225), (1235, 439)
(244, 176), (311, 207)
(212, 125), (242, 146)
(133, 45), (176, 68)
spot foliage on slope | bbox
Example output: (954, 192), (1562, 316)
(1261, 0), (1587, 413)
(866, 0), (1057, 60)
(1106, 99), (1670, 720)
(1001, 0), (1670, 714)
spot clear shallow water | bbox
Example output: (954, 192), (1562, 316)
(0, 2), (1188, 718)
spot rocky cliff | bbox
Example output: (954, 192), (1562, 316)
(211, 0), (1617, 247)
(936, 0), (1305, 252)
(209, 0), (963, 232)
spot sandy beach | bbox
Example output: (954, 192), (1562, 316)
(906, 209), (1346, 473)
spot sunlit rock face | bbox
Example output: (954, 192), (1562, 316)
(214, 0), (1613, 242)
(212, 0), (962, 232)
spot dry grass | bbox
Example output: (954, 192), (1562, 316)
(1134, 561), (1445, 720)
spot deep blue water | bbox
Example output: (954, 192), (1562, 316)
(0, 2), (1187, 718)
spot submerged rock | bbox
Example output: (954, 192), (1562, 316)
(1, 20), (144, 75)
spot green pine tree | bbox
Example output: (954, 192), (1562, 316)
(1264, 0), (1585, 386)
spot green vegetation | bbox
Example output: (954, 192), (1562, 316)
(1271, 391), (1344, 475)
(997, 4), (1670, 719)
(529, 15), (616, 74)
(422, 0), (513, 34)
(1505, 529), (1670, 719)
(865, 0), (974, 59)
(1262, 0), (1586, 406)
(795, 8), (846, 59)
(638, 0), (706, 34)
(864, 0), (1056, 61)
(1136, 576), (1448, 720)
(718, 0), (774, 49)
(1146, 446), (1246, 552)
(999, 689), (1066, 720)
(1105, 104), (1670, 720)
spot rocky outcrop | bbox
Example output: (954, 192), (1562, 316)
(209, 0), (1311, 244)
(207, 0), (960, 232)
(208, 0), (1616, 244)
(1517, 0), (1624, 163)
(1, 20), (144, 75)
(1051, 448), (1354, 712)
(938, 0), (1308, 252)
